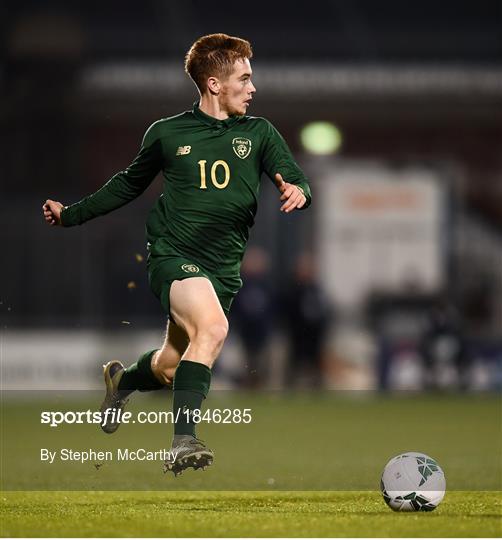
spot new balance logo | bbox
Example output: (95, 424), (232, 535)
(176, 146), (191, 156)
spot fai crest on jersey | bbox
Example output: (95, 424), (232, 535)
(232, 138), (252, 159)
(181, 263), (200, 273)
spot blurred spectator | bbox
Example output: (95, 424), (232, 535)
(231, 246), (275, 388)
(370, 292), (471, 391)
(369, 292), (431, 391)
(282, 253), (332, 388)
(420, 295), (468, 390)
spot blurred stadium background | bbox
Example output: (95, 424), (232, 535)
(2, 0), (501, 394)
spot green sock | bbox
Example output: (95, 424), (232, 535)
(173, 360), (211, 436)
(118, 349), (164, 392)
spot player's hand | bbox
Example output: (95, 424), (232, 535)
(274, 173), (306, 213)
(43, 199), (64, 226)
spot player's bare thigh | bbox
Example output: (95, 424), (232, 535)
(169, 276), (229, 368)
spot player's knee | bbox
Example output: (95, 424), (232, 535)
(206, 321), (229, 348)
(195, 321), (228, 353)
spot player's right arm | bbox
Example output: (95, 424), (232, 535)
(43, 122), (164, 227)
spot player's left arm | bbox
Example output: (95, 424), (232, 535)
(260, 119), (312, 213)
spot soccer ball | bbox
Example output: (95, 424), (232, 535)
(380, 452), (446, 511)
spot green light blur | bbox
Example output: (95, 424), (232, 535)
(300, 121), (342, 155)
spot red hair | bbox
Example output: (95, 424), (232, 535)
(185, 33), (253, 93)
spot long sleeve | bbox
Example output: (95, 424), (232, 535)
(260, 120), (312, 209)
(61, 123), (164, 227)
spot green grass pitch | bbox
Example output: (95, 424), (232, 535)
(1, 490), (500, 537)
(1, 393), (500, 536)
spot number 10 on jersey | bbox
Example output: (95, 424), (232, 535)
(198, 160), (230, 189)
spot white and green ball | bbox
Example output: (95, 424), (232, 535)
(381, 452), (446, 511)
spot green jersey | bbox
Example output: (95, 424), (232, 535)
(62, 102), (311, 287)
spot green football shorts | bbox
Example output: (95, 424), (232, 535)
(148, 255), (242, 317)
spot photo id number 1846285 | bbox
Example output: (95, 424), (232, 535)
(182, 408), (252, 424)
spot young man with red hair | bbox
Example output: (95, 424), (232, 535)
(43, 33), (311, 476)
